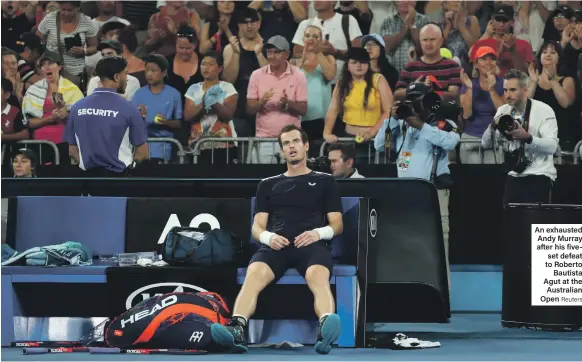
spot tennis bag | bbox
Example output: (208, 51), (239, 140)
(162, 226), (244, 266)
(105, 292), (230, 350)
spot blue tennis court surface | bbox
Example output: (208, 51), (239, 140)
(2, 313), (581, 361)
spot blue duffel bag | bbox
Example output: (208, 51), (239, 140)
(162, 227), (244, 266)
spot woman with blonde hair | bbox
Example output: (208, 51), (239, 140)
(291, 24), (335, 144)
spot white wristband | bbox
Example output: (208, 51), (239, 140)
(259, 231), (275, 246)
(314, 226), (334, 241)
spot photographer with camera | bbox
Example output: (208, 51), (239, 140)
(481, 69), (558, 205)
(374, 82), (461, 271)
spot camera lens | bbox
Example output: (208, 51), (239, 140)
(498, 115), (516, 133)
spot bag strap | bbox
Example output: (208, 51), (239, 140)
(55, 11), (66, 65)
(517, 98), (533, 160)
(342, 14), (351, 51)
(198, 292), (231, 314)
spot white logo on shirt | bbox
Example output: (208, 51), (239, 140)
(308, 182), (316, 186)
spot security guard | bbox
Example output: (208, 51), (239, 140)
(373, 82), (460, 285)
(63, 57), (149, 177)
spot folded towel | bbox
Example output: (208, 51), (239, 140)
(1, 244), (18, 262)
(2, 241), (92, 266)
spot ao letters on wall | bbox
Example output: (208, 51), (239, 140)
(125, 198), (252, 252)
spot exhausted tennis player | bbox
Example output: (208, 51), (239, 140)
(211, 124), (344, 354)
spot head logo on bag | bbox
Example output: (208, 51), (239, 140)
(106, 292), (230, 351)
(121, 295), (179, 328)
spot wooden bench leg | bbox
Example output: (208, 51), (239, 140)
(335, 276), (356, 347)
(1, 275), (16, 346)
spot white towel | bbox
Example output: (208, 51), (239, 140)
(390, 333), (441, 349)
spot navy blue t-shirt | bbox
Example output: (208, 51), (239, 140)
(63, 88), (148, 172)
(254, 171), (342, 243)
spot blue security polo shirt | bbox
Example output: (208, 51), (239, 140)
(63, 88), (148, 172)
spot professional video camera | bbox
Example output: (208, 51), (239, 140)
(395, 92), (463, 127)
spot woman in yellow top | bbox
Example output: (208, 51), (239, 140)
(323, 47), (393, 157)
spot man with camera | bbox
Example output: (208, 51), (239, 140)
(481, 69), (558, 205)
(374, 82), (460, 271)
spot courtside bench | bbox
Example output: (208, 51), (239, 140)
(1, 196), (363, 347)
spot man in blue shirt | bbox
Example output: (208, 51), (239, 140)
(132, 54), (182, 163)
(374, 83), (460, 287)
(63, 56), (149, 176)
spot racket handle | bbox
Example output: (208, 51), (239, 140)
(89, 347), (121, 354)
(22, 348), (49, 355)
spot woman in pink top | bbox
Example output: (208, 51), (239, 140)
(21, 52), (83, 165)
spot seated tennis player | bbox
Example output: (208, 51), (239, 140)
(211, 124), (344, 354)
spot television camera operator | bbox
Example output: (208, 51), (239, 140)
(374, 82), (461, 281)
(481, 69), (558, 205)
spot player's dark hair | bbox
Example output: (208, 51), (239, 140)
(278, 124), (308, 147)
(328, 143), (357, 165)
(95, 56), (128, 82)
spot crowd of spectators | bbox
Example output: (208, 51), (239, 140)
(2, 0), (582, 173)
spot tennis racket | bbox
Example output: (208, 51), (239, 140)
(22, 347), (89, 355)
(90, 347), (208, 355)
(12, 341), (81, 347)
